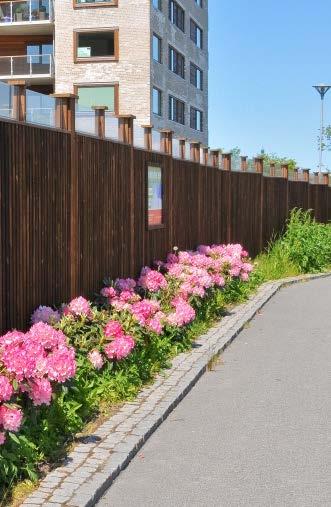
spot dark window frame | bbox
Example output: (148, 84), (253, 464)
(74, 28), (119, 63)
(152, 33), (162, 63)
(190, 106), (203, 132)
(169, 0), (185, 32)
(190, 62), (203, 90)
(152, 86), (162, 116)
(190, 19), (203, 49)
(73, 0), (118, 9)
(169, 45), (185, 79)
(169, 95), (185, 125)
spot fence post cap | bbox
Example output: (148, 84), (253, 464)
(91, 105), (109, 111)
(210, 148), (222, 153)
(222, 151), (232, 156)
(178, 137), (187, 142)
(51, 93), (78, 99)
(141, 124), (153, 129)
(190, 141), (201, 146)
(7, 79), (27, 86)
(160, 129), (174, 134)
(302, 168), (310, 172)
(240, 155), (248, 159)
(116, 114), (136, 119)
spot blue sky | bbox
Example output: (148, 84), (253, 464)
(208, 0), (331, 169)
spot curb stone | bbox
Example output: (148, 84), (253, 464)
(21, 272), (331, 507)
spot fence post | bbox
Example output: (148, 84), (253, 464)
(281, 163), (289, 179)
(8, 79), (26, 121)
(313, 171), (319, 184)
(179, 138), (186, 159)
(240, 155), (248, 171)
(302, 169), (310, 182)
(118, 114), (136, 144)
(51, 93), (79, 297)
(190, 142), (201, 163)
(254, 156), (264, 174)
(269, 161), (276, 177)
(222, 152), (232, 171)
(322, 172), (329, 185)
(51, 93), (77, 131)
(210, 149), (221, 168)
(203, 146), (209, 166)
(142, 125), (153, 151)
(293, 167), (299, 181)
(91, 106), (108, 139)
(160, 129), (173, 156)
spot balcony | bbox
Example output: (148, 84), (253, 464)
(0, 0), (53, 34)
(0, 54), (54, 83)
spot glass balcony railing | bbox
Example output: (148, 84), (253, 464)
(0, 54), (54, 78)
(0, 0), (53, 24)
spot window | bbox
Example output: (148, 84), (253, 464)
(147, 165), (163, 227)
(190, 107), (203, 131)
(75, 29), (118, 61)
(169, 46), (185, 79)
(190, 19), (203, 48)
(169, 95), (185, 125)
(153, 87), (162, 116)
(75, 85), (117, 113)
(153, 34), (162, 63)
(27, 43), (53, 65)
(195, 0), (203, 7)
(74, 0), (118, 6)
(190, 63), (203, 90)
(169, 1), (185, 32)
(152, 0), (162, 10)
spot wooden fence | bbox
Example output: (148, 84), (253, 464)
(0, 115), (330, 332)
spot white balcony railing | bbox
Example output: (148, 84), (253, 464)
(0, 54), (54, 79)
(0, 0), (53, 24)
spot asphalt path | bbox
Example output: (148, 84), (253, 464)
(98, 277), (331, 507)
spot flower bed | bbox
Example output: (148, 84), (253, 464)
(0, 244), (252, 500)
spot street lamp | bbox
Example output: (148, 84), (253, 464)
(313, 84), (331, 173)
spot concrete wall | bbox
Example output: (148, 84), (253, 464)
(151, 0), (208, 144)
(54, 0), (151, 125)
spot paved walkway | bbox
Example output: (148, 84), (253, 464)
(97, 278), (331, 507)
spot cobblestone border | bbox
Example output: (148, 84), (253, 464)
(21, 272), (331, 507)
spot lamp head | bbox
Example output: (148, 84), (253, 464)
(313, 84), (331, 99)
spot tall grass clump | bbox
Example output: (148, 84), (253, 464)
(281, 209), (331, 273)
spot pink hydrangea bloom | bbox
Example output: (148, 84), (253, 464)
(130, 299), (160, 326)
(104, 320), (124, 339)
(100, 286), (117, 299)
(88, 350), (104, 370)
(31, 306), (61, 325)
(28, 322), (67, 350)
(0, 406), (23, 432)
(115, 278), (136, 292)
(64, 297), (92, 318)
(167, 298), (196, 327)
(28, 378), (52, 406)
(104, 335), (135, 361)
(0, 432), (5, 445)
(138, 267), (168, 292)
(0, 375), (13, 402)
(47, 346), (76, 383)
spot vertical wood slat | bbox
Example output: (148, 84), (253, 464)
(0, 117), (329, 332)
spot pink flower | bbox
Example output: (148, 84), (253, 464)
(28, 378), (52, 406)
(138, 267), (168, 292)
(0, 432), (5, 445)
(100, 286), (117, 299)
(104, 335), (135, 361)
(64, 297), (92, 318)
(104, 320), (124, 339)
(0, 406), (23, 432)
(115, 278), (136, 292)
(28, 322), (67, 350)
(88, 350), (104, 370)
(240, 272), (249, 282)
(0, 376), (13, 402)
(31, 306), (61, 325)
(46, 347), (76, 383)
(167, 298), (196, 327)
(130, 299), (160, 326)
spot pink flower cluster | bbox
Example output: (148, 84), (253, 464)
(100, 243), (252, 338)
(0, 323), (76, 445)
(63, 297), (93, 319)
(87, 320), (135, 369)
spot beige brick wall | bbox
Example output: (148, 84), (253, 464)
(54, 0), (151, 125)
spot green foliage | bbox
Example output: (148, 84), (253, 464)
(280, 209), (331, 273)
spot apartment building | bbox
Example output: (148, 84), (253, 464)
(0, 0), (208, 143)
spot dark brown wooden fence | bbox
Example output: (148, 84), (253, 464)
(0, 117), (330, 332)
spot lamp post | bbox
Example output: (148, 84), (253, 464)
(313, 84), (331, 173)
